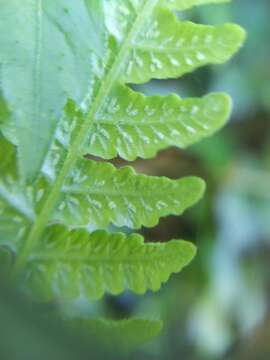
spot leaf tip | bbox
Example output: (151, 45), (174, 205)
(188, 177), (206, 204)
(220, 23), (246, 58)
(171, 240), (197, 271)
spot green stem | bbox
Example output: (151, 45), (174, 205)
(12, 0), (158, 275)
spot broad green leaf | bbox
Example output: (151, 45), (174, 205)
(86, 85), (231, 160)
(162, 0), (230, 11)
(73, 318), (163, 351)
(0, 0), (105, 182)
(83, 0), (106, 57)
(23, 225), (196, 300)
(52, 159), (205, 229)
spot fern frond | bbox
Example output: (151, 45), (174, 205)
(0, 0), (245, 304)
(23, 225), (196, 300)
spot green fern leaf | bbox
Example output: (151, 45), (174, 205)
(87, 85), (231, 160)
(22, 225), (196, 300)
(0, 0), (105, 182)
(53, 159), (205, 229)
(121, 13), (244, 84)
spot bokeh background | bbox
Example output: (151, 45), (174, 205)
(1, 1), (270, 359)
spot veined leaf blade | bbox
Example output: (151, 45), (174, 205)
(23, 226), (197, 300)
(51, 160), (205, 229)
(123, 12), (246, 83)
(86, 85), (232, 161)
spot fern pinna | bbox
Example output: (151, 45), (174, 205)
(0, 0), (244, 338)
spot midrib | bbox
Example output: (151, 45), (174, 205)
(63, 187), (176, 198)
(13, 0), (159, 274)
(30, 0), (43, 179)
(30, 251), (177, 264)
